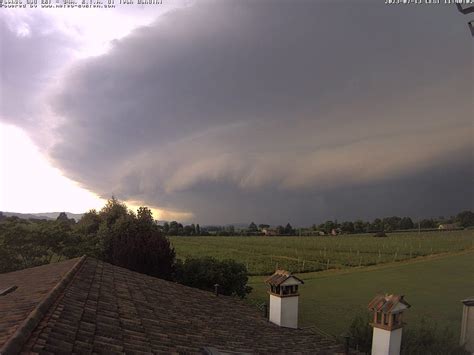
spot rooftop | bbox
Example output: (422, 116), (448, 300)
(367, 294), (411, 314)
(0, 257), (344, 354)
(265, 270), (304, 287)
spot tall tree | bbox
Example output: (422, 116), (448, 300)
(456, 210), (474, 227)
(248, 222), (258, 232)
(284, 223), (294, 235)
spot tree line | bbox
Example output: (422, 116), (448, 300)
(310, 211), (473, 235)
(0, 198), (251, 298)
(170, 211), (473, 236)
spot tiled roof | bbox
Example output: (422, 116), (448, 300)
(0, 257), (345, 354)
(0, 258), (80, 349)
(367, 294), (411, 313)
(265, 270), (304, 287)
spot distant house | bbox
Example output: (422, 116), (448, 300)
(262, 228), (278, 236)
(331, 229), (338, 236)
(438, 223), (458, 230)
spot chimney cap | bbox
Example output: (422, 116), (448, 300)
(461, 298), (474, 306)
(265, 270), (304, 286)
(368, 294), (410, 314)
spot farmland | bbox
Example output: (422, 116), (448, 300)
(247, 250), (474, 337)
(170, 230), (474, 275)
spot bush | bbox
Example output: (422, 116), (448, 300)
(373, 231), (387, 238)
(110, 222), (176, 280)
(401, 319), (468, 355)
(0, 245), (21, 273)
(98, 204), (176, 280)
(347, 311), (372, 354)
(347, 313), (469, 355)
(174, 257), (252, 298)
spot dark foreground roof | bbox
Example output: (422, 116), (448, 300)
(0, 257), (344, 354)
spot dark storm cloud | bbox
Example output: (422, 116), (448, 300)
(40, 1), (472, 223)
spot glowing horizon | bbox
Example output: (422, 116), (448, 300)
(0, 124), (193, 221)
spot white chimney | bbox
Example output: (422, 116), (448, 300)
(265, 270), (304, 329)
(368, 294), (410, 355)
(460, 298), (474, 354)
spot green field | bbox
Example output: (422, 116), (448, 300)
(247, 251), (474, 337)
(170, 230), (474, 275)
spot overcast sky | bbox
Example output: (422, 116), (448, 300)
(0, 0), (472, 225)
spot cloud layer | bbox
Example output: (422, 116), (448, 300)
(3, 1), (473, 224)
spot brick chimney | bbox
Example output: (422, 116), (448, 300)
(368, 294), (410, 355)
(265, 270), (304, 329)
(460, 298), (474, 353)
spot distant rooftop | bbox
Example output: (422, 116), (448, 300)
(0, 257), (343, 354)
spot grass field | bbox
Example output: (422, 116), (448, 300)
(170, 230), (474, 275)
(246, 250), (474, 337)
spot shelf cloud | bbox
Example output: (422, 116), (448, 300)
(2, 1), (473, 223)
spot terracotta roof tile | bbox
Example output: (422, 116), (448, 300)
(0, 257), (81, 350)
(265, 269), (304, 286)
(2, 258), (345, 354)
(367, 294), (410, 313)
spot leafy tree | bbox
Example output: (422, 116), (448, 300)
(76, 210), (101, 235)
(420, 219), (436, 229)
(175, 257), (252, 298)
(341, 221), (355, 234)
(284, 223), (294, 235)
(248, 222), (258, 232)
(382, 216), (401, 231)
(96, 201), (176, 280)
(163, 221), (170, 234)
(399, 217), (414, 230)
(3, 222), (49, 268)
(72, 209), (102, 258)
(456, 210), (474, 228)
(353, 220), (366, 234)
(111, 220), (176, 280)
(0, 243), (21, 273)
(99, 197), (129, 228)
(183, 225), (193, 235)
(196, 224), (201, 235)
(371, 218), (383, 232)
(323, 220), (336, 234)
(56, 212), (69, 222)
(137, 206), (154, 226)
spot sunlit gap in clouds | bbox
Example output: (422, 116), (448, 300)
(0, 123), (194, 220)
(1, 2), (188, 59)
(0, 2), (194, 220)
(0, 123), (105, 213)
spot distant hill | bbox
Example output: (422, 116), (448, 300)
(0, 211), (84, 221)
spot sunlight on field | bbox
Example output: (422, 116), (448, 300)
(247, 251), (474, 337)
(170, 230), (474, 275)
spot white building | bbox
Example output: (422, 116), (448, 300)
(461, 298), (474, 354)
(265, 270), (304, 329)
(368, 294), (411, 355)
